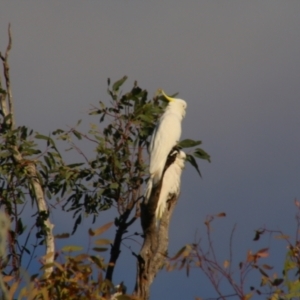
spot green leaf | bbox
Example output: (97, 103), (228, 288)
(284, 258), (296, 272)
(110, 182), (119, 189)
(178, 139), (202, 148)
(272, 278), (284, 286)
(186, 154), (202, 178)
(100, 113), (106, 123)
(52, 129), (64, 135)
(91, 221), (114, 236)
(35, 133), (58, 151)
(61, 245), (83, 252)
(67, 163), (85, 168)
(35, 134), (49, 141)
(73, 130), (82, 140)
(258, 267), (269, 277)
(55, 233), (70, 239)
(23, 247), (31, 255)
(44, 155), (52, 169)
(253, 230), (264, 241)
(0, 151), (10, 159)
(72, 214), (82, 235)
(94, 238), (111, 245)
(93, 247), (108, 252)
(194, 148), (211, 162)
(112, 76), (128, 92)
(289, 280), (300, 293)
(138, 114), (153, 123)
(90, 255), (105, 269)
(17, 218), (25, 235)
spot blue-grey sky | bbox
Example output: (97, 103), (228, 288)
(1, 1), (300, 298)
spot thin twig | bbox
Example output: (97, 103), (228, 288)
(228, 223), (236, 274)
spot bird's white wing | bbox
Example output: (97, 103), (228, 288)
(155, 153), (185, 220)
(149, 112), (181, 185)
(155, 167), (172, 220)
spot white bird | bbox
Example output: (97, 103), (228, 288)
(155, 149), (186, 220)
(148, 90), (187, 187)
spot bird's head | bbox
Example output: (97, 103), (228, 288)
(178, 150), (186, 160)
(159, 89), (187, 118)
(165, 148), (186, 171)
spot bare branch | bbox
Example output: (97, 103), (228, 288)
(0, 24), (54, 278)
(0, 23), (14, 127)
(228, 223), (236, 274)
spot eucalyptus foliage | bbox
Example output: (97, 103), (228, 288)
(50, 78), (209, 232)
(0, 76), (209, 282)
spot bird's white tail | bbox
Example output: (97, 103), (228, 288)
(144, 177), (153, 203)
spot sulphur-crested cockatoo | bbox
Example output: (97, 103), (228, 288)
(155, 149), (186, 220)
(148, 90), (187, 187)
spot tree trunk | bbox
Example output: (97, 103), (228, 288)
(135, 179), (179, 299)
(0, 24), (55, 279)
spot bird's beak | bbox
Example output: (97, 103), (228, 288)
(161, 90), (175, 102)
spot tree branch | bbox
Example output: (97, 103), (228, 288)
(0, 24), (14, 127)
(135, 178), (179, 300)
(0, 212), (10, 300)
(0, 24), (55, 279)
(105, 202), (138, 283)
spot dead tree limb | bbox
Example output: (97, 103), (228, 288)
(135, 153), (181, 300)
(0, 23), (14, 127)
(0, 24), (55, 279)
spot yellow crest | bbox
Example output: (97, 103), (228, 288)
(158, 89), (175, 102)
